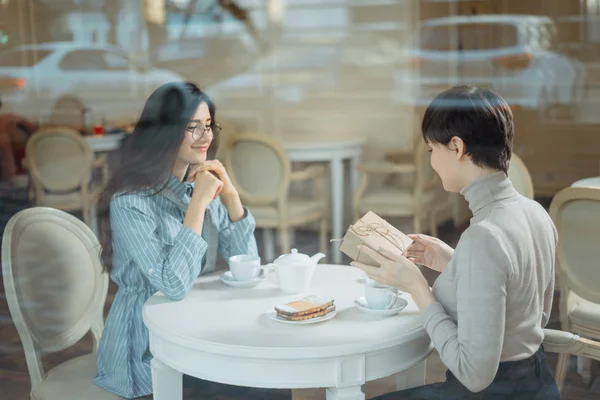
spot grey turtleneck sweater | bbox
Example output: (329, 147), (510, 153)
(419, 171), (557, 393)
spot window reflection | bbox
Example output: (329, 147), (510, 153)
(1, 1), (600, 399)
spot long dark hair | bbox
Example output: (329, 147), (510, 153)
(97, 81), (219, 272)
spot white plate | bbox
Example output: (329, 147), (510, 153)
(354, 296), (408, 316)
(265, 309), (337, 325)
(219, 271), (266, 288)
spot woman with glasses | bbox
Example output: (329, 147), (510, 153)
(94, 81), (257, 399)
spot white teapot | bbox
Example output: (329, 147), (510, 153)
(266, 249), (326, 293)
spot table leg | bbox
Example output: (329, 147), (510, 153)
(349, 156), (361, 202)
(577, 355), (593, 385)
(151, 358), (183, 400)
(326, 386), (365, 400)
(330, 157), (344, 264)
(395, 359), (427, 391)
(262, 228), (275, 262)
(90, 205), (99, 238)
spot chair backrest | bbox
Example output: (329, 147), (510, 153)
(214, 119), (240, 162)
(508, 153), (534, 199)
(1, 207), (108, 390)
(549, 186), (600, 304)
(26, 127), (94, 193)
(223, 133), (291, 206)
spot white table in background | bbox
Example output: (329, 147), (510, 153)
(143, 265), (431, 400)
(85, 133), (125, 152)
(83, 134), (125, 235)
(282, 137), (366, 264)
(572, 176), (600, 188)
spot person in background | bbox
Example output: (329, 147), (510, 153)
(354, 85), (559, 399)
(94, 81), (257, 399)
(0, 97), (38, 184)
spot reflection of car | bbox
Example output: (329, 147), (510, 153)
(151, 37), (260, 87)
(392, 15), (586, 110)
(0, 42), (183, 126)
(332, 33), (404, 95)
(206, 42), (339, 108)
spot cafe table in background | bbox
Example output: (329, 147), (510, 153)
(143, 264), (432, 400)
(572, 176), (600, 188)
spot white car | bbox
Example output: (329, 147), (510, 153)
(207, 42), (339, 108)
(392, 15), (587, 110)
(0, 42), (183, 126)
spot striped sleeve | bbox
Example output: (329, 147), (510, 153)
(212, 197), (258, 259)
(110, 194), (206, 300)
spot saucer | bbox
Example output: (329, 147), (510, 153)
(265, 309), (337, 325)
(354, 296), (408, 316)
(219, 271), (266, 288)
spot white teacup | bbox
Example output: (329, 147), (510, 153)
(364, 280), (398, 310)
(228, 255), (261, 282)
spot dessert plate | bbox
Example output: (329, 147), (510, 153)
(354, 296), (408, 316)
(219, 271), (266, 288)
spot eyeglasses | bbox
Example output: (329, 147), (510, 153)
(186, 122), (221, 141)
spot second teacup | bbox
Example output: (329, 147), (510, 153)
(364, 280), (398, 310)
(228, 254), (261, 282)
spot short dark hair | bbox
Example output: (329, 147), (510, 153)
(421, 85), (513, 173)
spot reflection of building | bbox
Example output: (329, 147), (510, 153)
(52, 10), (149, 52)
(420, 0), (593, 40)
(0, 1), (149, 53)
(164, 0), (414, 42)
(52, 13), (110, 44)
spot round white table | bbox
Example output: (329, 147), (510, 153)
(572, 176), (600, 188)
(143, 265), (432, 400)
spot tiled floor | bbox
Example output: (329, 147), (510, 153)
(1, 214), (599, 399)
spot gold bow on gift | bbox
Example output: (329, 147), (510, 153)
(351, 222), (407, 260)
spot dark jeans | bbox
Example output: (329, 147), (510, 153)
(374, 346), (560, 400)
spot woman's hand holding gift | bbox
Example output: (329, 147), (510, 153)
(351, 245), (436, 311)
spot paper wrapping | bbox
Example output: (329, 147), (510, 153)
(339, 211), (413, 266)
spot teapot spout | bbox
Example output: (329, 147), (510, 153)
(310, 252), (326, 263)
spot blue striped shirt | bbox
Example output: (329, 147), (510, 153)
(95, 176), (257, 398)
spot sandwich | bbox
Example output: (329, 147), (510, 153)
(275, 295), (335, 321)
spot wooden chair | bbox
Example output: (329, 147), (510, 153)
(549, 186), (600, 390)
(25, 128), (105, 235)
(543, 329), (600, 360)
(2, 207), (122, 399)
(508, 153), (534, 199)
(223, 133), (328, 261)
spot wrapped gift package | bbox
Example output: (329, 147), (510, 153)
(338, 211), (413, 267)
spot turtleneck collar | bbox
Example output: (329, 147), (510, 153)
(460, 171), (518, 215)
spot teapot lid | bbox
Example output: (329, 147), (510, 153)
(275, 248), (310, 264)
